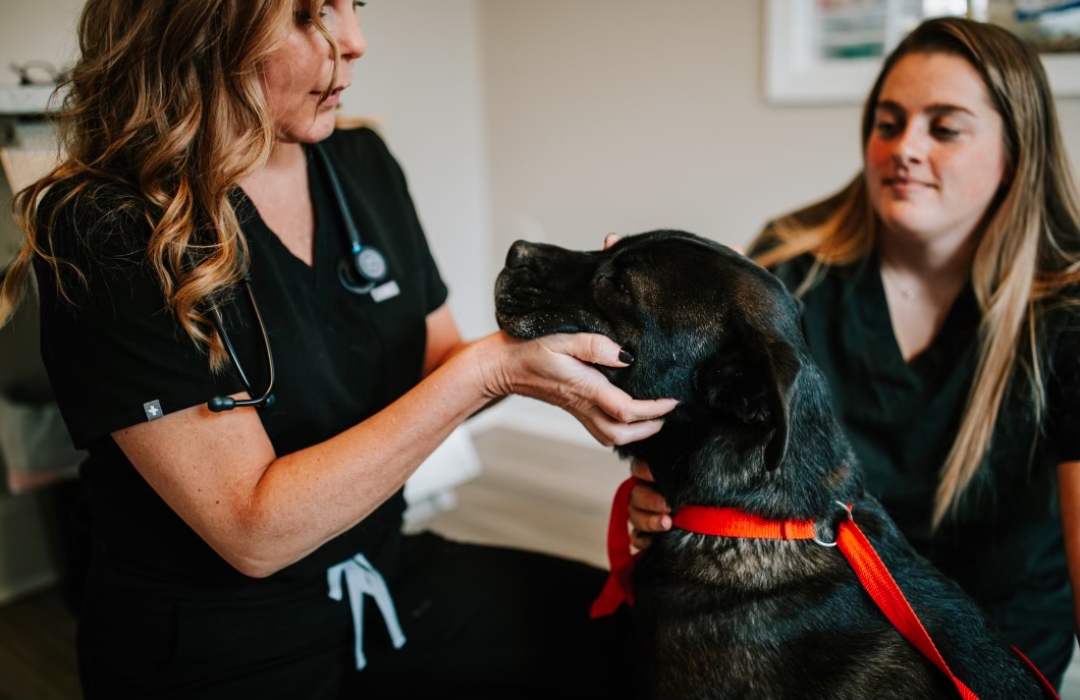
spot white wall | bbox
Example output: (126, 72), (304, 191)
(477, 0), (1080, 445)
(0, 0), (84, 88)
(480, 0), (1080, 254)
(342, 0), (496, 339)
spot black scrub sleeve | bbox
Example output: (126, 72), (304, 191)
(33, 199), (244, 449)
(1046, 304), (1080, 463)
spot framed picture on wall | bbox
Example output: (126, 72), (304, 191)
(765, 0), (1080, 104)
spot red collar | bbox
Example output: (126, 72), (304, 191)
(591, 477), (1058, 700)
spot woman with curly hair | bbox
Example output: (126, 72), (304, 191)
(0, 1), (676, 698)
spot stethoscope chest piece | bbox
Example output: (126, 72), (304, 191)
(356, 247), (388, 282)
(338, 244), (389, 295)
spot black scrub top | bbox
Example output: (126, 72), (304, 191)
(766, 251), (1080, 633)
(34, 127), (448, 594)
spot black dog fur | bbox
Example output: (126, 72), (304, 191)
(494, 230), (1046, 700)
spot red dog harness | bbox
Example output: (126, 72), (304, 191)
(591, 477), (1059, 700)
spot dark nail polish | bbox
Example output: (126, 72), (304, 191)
(619, 348), (634, 364)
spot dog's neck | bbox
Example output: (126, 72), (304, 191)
(621, 367), (865, 593)
(627, 366), (862, 523)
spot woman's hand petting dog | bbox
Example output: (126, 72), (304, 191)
(629, 460), (673, 551)
(474, 231), (680, 449)
(476, 332), (679, 447)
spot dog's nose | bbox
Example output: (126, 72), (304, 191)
(505, 240), (537, 269)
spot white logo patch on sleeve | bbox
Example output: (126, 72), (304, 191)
(143, 400), (163, 421)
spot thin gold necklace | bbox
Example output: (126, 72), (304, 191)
(880, 260), (919, 300)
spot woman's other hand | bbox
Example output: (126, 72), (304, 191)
(628, 459), (672, 551)
(605, 234), (680, 549)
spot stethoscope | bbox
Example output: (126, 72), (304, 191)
(207, 143), (389, 413)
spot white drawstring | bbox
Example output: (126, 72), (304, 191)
(327, 553), (407, 670)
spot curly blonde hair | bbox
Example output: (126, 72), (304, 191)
(0, 0), (342, 370)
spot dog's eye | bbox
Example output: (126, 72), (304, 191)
(600, 275), (632, 297)
(597, 272), (633, 300)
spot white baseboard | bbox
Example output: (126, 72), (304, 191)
(465, 396), (608, 451)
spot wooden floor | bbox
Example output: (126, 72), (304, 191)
(2, 427), (1079, 699)
(0, 587), (80, 700)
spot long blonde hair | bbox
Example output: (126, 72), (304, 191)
(0, 0), (341, 370)
(753, 17), (1080, 527)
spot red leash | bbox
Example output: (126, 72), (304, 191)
(592, 477), (1059, 700)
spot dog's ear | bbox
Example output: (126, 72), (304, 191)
(759, 339), (801, 472)
(696, 335), (801, 472)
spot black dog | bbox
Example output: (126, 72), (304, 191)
(494, 231), (1047, 700)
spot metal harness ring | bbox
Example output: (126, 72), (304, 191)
(811, 501), (854, 548)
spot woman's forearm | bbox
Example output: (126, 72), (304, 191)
(116, 330), (668, 578)
(232, 335), (500, 576)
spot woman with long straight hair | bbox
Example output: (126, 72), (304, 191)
(0, 1), (677, 697)
(628, 16), (1080, 688)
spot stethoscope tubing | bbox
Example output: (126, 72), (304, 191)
(312, 143), (388, 293)
(207, 278), (277, 412)
(206, 142), (385, 413)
